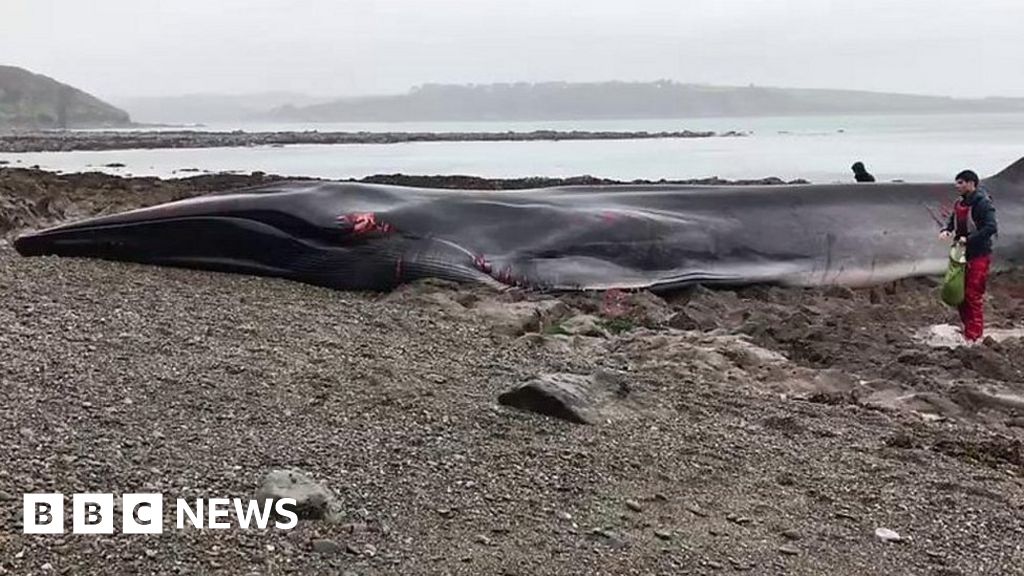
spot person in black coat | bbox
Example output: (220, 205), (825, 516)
(851, 161), (875, 182)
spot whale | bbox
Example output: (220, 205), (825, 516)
(13, 157), (1024, 293)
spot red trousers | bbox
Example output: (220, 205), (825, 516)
(957, 254), (992, 341)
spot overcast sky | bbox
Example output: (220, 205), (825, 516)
(4, 0), (1022, 99)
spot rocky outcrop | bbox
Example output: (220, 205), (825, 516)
(0, 128), (746, 152)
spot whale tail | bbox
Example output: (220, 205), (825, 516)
(990, 156), (1024, 183)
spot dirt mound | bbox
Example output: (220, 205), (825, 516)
(373, 272), (1024, 431)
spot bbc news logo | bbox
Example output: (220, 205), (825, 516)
(23, 493), (298, 534)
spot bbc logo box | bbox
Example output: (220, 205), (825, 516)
(23, 493), (297, 534)
(23, 493), (163, 534)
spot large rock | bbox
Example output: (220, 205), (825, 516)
(255, 469), (334, 520)
(498, 371), (630, 424)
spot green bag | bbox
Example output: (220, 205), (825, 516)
(940, 244), (966, 307)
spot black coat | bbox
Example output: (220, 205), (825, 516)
(944, 188), (998, 259)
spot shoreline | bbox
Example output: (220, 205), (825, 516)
(0, 128), (747, 153)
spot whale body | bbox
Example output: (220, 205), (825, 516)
(14, 157), (1024, 292)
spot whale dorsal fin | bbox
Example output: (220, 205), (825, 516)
(990, 156), (1024, 183)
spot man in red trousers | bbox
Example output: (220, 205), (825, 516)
(939, 169), (998, 343)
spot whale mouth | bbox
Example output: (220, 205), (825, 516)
(14, 216), (315, 279)
(15, 208), (400, 260)
(14, 212), (504, 291)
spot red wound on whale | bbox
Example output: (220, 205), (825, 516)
(337, 212), (393, 235)
(473, 254), (492, 274)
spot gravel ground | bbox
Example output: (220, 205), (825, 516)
(1, 170), (1023, 575)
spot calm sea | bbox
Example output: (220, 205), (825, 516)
(2, 113), (1022, 183)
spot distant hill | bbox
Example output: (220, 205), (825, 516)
(266, 81), (1024, 122)
(111, 92), (333, 125)
(0, 65), (131, 129)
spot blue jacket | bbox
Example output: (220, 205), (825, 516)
(943, 187), (998, 259)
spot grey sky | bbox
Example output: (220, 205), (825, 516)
(4, 0), (1022, 99)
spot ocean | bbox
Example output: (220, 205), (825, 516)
(3, 113), (1023, 183)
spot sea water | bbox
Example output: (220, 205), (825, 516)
(2, 113), (1022, 183)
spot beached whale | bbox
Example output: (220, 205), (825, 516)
(13, 157), (1024, 292)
